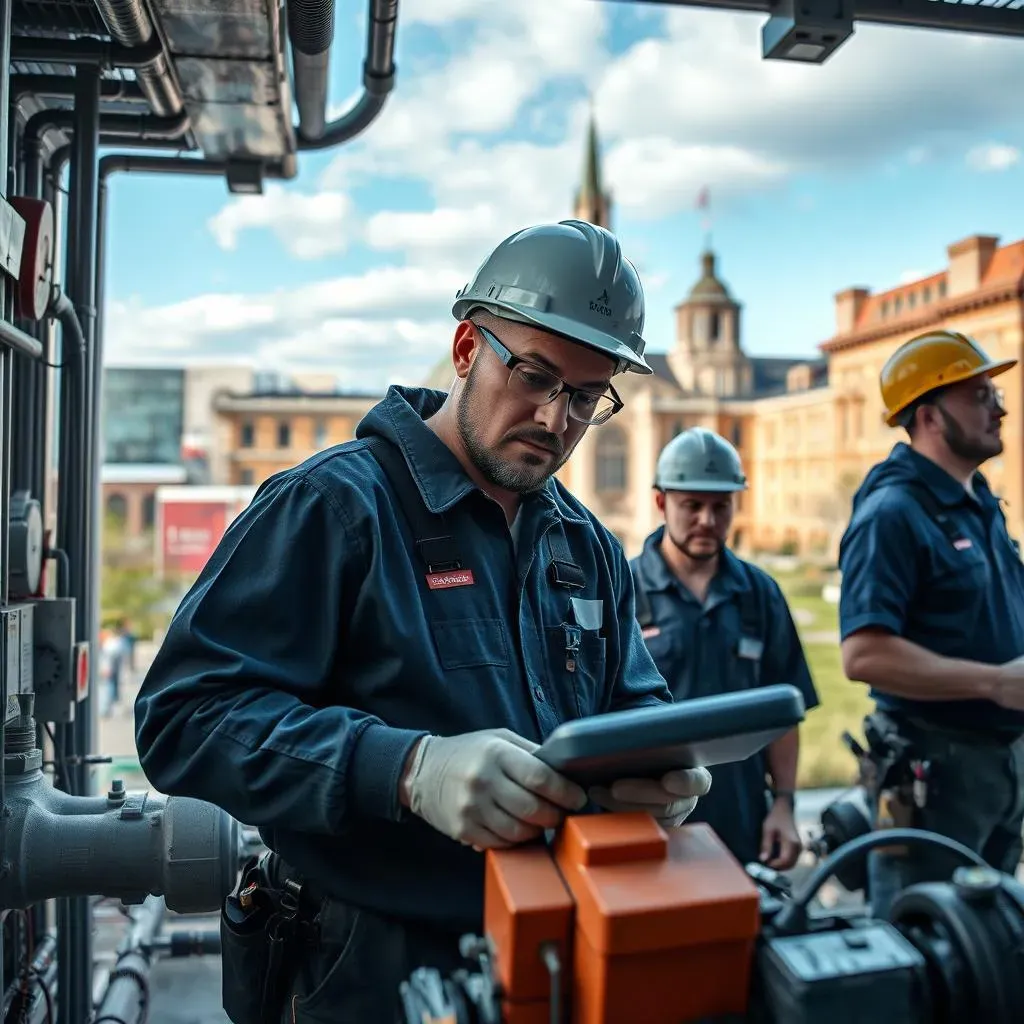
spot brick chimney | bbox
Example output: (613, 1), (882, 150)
(946, 235), (999, 297)
(834, 287), (870, 335)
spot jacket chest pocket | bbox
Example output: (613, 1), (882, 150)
(544, 624), (607, 719)
(430, 618), (510, 670)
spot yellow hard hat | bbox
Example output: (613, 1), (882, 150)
(880, 329), (1017, 428)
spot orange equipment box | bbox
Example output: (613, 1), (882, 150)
(485, 813), (762, 1024)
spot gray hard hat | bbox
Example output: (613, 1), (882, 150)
(451, 219), (652, 375)
(655, 427), (747, 492)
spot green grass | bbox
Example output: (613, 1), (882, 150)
(771, 570), (873, 789)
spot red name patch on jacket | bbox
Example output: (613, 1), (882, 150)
(426, 569), (475, 590)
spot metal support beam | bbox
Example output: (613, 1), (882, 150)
(0, 4), (12, 991)
(604, 0), (1024, 40)
(54, 65), (103, 1024)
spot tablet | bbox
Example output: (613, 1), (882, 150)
(535, 685), (806, 789)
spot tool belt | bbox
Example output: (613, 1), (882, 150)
(219, 851), (323, 1024)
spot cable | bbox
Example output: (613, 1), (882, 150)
(772, 828), (989, 935)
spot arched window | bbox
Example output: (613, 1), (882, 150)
(142, 493), (156, 530)
(106, 492), (127, 524)
(595, 425), (628, 493)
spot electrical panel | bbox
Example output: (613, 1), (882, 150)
(29, 597), (78, 723)
(1, 603), (35, 723)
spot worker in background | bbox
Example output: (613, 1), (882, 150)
(134, 220), (711, 1024)
(630, 428), (819, 871)
(839, 329), (1024, 919)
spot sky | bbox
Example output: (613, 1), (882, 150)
(101, 0), (1024, 393)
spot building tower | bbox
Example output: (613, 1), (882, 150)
(573, 110), (611, 229)
(667, 248), (752, 396)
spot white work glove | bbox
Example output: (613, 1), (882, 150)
(589, 767), (713, 827)
(402, 729), (589, 850)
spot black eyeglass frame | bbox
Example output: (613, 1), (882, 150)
(475, 323), (624, 426)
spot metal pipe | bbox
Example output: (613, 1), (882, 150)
(0, 933), (57, 1016)
(289, 0), (336, 141)
(64, 66), (103, 1024)
(25, 109), (189, 147)
(92, 896), (166, 1024)
(0, 0), (11, 946)
(10, 36), (163, 70)
(0, 321), (44, 360)
(295, 0), (398, 151)
(11, 76), (146, 106)
(91, 0), (185, 117)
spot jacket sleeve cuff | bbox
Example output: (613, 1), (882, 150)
(350, 722), (430, 821)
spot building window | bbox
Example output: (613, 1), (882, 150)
(141, 494), (156, 530)
(106, 493), (127, 524)
(709, 311), (720, 342)
(277, 420), (291, 448)
(240, 421), (254, 447)
(732, 422), (742, 447)
(240, 468), (254, 485)
(938, 280), (947, 298)
(314, 419), (328, 448)
(923, 286), (932, 304)
(595, 425), (627, 493)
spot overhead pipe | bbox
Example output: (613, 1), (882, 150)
(25, 109), (189, 146)
(294, 0), (398, 151)
(289, 0), (335, 141)
(10, 36), (163, 70)
(11, 76), (146, 106)
(91, 0), (185, 118)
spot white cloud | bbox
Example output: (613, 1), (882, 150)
(104, 266), (465, 391)
(207, 184), (355, 259)
(593, 11), (1023, 214)
(604, 137), (789, 218)
(966, 143), (1020, 173)
(899, 269), (926, 285)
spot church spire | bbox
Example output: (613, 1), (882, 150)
(573, 106), (611, 229)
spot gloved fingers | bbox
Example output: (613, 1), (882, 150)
(497, 745), (588, 812)
(606, 777), (679, 806)
(659, 795), (699, 826)
(661, 767), (713, 799)
(490, 775), (571, 831)
(474, 800), (547, 846)
(587, 786), (639, 813)
(489, 729), (541, 754)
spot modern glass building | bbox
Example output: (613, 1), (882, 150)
(103, 367), (185, 465)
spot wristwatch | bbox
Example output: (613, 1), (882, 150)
(771, 788), (795, 807)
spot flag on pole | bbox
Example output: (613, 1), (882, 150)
(696, 187), (712, 247)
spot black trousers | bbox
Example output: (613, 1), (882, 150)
(867, 713), (1024, 919)
(264, 858), (472, 1024)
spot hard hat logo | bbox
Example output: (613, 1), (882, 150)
(590, 290), (612, 318)
(451, 220), (652, 376)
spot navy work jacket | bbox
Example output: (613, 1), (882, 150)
(134, 385), (672, 932)
(630, 528), (819, 865)
(839, 442), (1024, 735)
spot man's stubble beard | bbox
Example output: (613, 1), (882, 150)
(456, 361), (570, 494)
(939, 406), (1002, 464)
(666, 526), (724, 563)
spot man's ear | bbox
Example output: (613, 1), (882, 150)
(452, 321), (478, 380)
